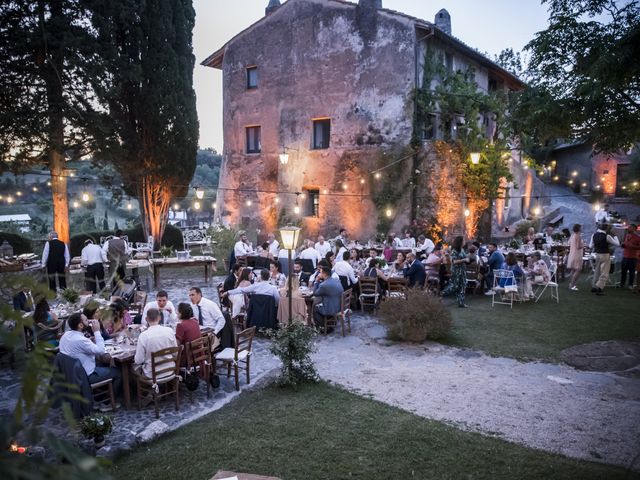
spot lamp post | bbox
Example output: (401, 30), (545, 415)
(279, 225), (301, 325)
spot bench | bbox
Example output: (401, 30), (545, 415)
(182, 228), (215, 254)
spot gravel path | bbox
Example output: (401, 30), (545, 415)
(313, 314), (640, 470)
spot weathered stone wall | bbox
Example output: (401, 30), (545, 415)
(217, 0), (416, 239)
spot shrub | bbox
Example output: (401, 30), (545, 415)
(379, 290), (453, 342)
(0, 231), (33, 255)
(268, 323), (319, 387)
(207, 223), (237, 270)
(514, 219), (540, 239)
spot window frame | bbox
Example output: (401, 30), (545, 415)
(245, 125), (261, 154)
(312, 118), (331, 150)
(302, 188), (320, 218)
(246, 66), (258, 89)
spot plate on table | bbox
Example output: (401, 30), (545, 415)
(105, 345), (123, 355)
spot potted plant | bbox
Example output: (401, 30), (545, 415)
(159, 245), (173, 261)
(80, 413), (113, 448)
(60, 288), (80, 305)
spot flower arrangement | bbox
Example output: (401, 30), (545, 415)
(159, 245), (174, 258)
(507, 238), (521, 250)
(60, 288), (80, 304)
(80, 413), (113, 447)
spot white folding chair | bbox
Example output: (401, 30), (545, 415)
(492, 269), (519, 309)
(533, 262), (559, 303)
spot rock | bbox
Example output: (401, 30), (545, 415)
(560, 341), (640, 375)
(136, 420), (169, 443)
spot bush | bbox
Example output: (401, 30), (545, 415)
(0, 231), (33, 255)
(268, 323), (319, 387)
(207, 223), (237, 270)
(69, 224), (184, 256)
(379, 290), (452, 342)
(514, 219), (540, 239)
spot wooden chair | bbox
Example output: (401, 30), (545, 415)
(129, 290), (147, 316)
(217, 282), (231, 314)
(135, 345), (182, 418)
(358, 277), (379, 312)
(235, 255), (247, 268)
(186, 336), (212, 398)
(335, 289), (352, 336)
(465, 263), (480, 294)
(91, 378), (117, 412)
(387, 277), (408, 299)
(214, 327), (255, 391)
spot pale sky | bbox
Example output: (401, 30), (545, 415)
(193, 0), (551, 151)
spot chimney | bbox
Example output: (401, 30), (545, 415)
(358, 0), (382, 9)
(265, 0), (281, 16)
(434, 8), (451, 35)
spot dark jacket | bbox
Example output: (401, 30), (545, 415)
(46, 239), (66, 270)
(51, 353), (92, 418)
(223, 273), (237, 292)
(12, 291), (32, 312)
(247, 294), (277, 330)
(313, 278), (344, 316)
(403, 260), (426, 288)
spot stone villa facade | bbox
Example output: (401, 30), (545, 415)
(202, 0), (534, 239)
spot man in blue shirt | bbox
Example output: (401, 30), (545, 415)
(484, 243), (505, 295)
(312, 265), (344, 330)
(403, 252), (426, 288)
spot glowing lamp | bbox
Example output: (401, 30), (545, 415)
(279, 225), (301, 250)
(322, 189), (328, 194)
(360, 178), (365, 184)
(173, 203), (180, 210)
(293, 205), (300, 214)
(195, 187), (204, 200)
(32, 186), (38, 192)
(385, 208), (392, 218)
(581, 182), (587, 187)
(593, 202), (600, 211)
(6, 196), (13, 203)
(81, 192), (90, 202)
(127, 202), (133, 210)
(553, 176), (559, 181)
(274, 197), (280, 204)
(212, 202), (217, 209)
(72, 201), (79, 208)
(16, 191), (22, 196)
(464, 208), (470, 217)
(571, 171), (578, 177)
(470, 152), (481, 165)
(568, 179), (574, 185)
(342, 183), (348, 190)
(47, 181), (51, 186)
(633, 181), (639, 187)
(374, 172), (381, 179)
(533, 206), (541, 215)
(193, 201), (201, 210)
(279, 153), (289, 165)
(245, 200), (252, 207)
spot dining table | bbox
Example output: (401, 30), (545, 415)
(276, 288), (309, 325)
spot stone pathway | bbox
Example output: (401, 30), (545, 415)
(312, 314), (640, 471)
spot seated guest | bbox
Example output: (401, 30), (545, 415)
(504, 252), (533, 299)
(416, 235), (435, 256)
(466, 244), (478, 264)
(403, 252), (426, 288)
(390, 252), (406, 275)
(175, 303), (201, 366)
(309, 259), (339, 286)
(234, 232), (254, 258)
(314, 235), (332, 258)
(334, 239), (348, 261)
(189, 287), (226, 335)
(484, 243), (505, 295)
(267, 232), (280, 258)
(471, 241), (487, 257)
(299, 239), (322, 267)
(269, 260), (287, 287)
(390, 232), (403, 249)
(256, 241), (272, 259)
(367, 248), (381, 261)
(134, 308), (177, 379)
(81, 302), (110, 339)
(333, 251), (359, 288)
(425, 245), (443, 277)
(530, 251), (551, 282)
(292, 259), (311, 285)
(312, 265), (344, 329)
(223, 263), (243, 292)
(349, 248), (365, 272)
(228, 267), (253, 317)
(142, 290), (177, 327)
(542, 225), (555, 245)
(524, 227), (536, 245)
(364, 257), (388, 294)
(401, 231), (416, 249)
(103, 301), (128, 336)
(325, 250), (336, 267)
(33, 297), (60, 347)
(224, 269), (280, 303)
(59, 312), (121, 396)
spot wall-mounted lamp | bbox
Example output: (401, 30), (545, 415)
(195, 187), (204, 200)
(470, 152), (481, 165)
(464, 208), (470, 217)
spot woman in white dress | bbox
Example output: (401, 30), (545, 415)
(229, 267), (252, 317)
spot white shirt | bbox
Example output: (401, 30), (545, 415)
(315, 241), (332, 257)
(299, 247), (322, 267)
(589, 229), (620, 249)
(81, 243), (107, 266)
(42, 240), (70, 267)
(134, 325), (177, 379)
(402, 237), (416, 248)
(268, 239), (280, 258)
(392, 237), (403, 248)
(417, 238), (435, 254)
(309, 270), (339, 284)
(191, 296), (226, 334)
(234, 240), (253, 258)
(102, 236), (131, 256)
(59, 330), (105, 376)
(595, 210), (609, 223)
(228, 281), (281, 303)
(142, 300), (178, 327)
(336, 246), (348, 262)
(333, 260), (358, 285)
(278, 248), (295, 259)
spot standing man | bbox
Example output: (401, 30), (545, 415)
(102, 229), (129, 284)
(267, 233), (280, 259)
(484, 243), (505, 295)
(134, 308), (177, 379)
(619, 224), (640, 289)
(142, 290), (178, 327)
(312, 265), (344, 331)
(42, 231), (70, 292)
(590, 223), (620, 295)
(81, 239), (107, 293)
(315, 235), (332, 258)
(188, 287), (226, 335)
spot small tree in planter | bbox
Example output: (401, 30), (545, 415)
(60, 288), (80, 305)
(268, 321), (319, 388)
(80, 413), (113, 448)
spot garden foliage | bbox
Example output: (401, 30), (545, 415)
(268, 323), (319, 388)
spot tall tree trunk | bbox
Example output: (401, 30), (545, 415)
(49, 150), (69, 244)
(139, 175), (171, 249)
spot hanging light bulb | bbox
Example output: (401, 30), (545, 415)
(581, 182), (587, 188)
(82, 191), (90, 202)
(385, 208), (392, 218)
(568, 179), (574, 185)
(571, 170), (578, 177)
(195, 187), (204, 200)
(595, 185), (601, 190)
(593, 202), (600, 211)
(360, 178), (365, 185)
(294, 205), (300, 214)
(464, 208), (470, 217)
(72, 200), (79, 208)
(46, 181), (51, 186)
(16, 191), (22, 197)
(69, 172), (75, 177)
(374, 172), (381, 180)
(193, 200), (201, 210)
(342, 183), (347, 190)
(173, 203), (180, 210)
(212, 202), (217, 209)
(553, 176), (559, 181)
(533, 206), (541, 215)
(6, 196), (13, 204)
(245, 199), (252, 207)
(32, 186), (38, 192)
(0, 194), (3, 200)
(274, 196), (280, 204)
(299, 193), (306, 199)
(322, 189), (328, 195)
(127, 201), (133, 210)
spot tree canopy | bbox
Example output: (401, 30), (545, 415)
(523, 0), (640, 152)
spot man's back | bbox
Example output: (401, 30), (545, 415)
(135, 325), (177, 378)
(315, 278), (344, 315)
(108, 237), (127, 262)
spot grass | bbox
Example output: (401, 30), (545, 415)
(443, 277), (640, 362)
(110, 382), (637, 480)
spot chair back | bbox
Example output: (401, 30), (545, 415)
(246, 294), (277, 330)
(341, 289), (352, 313)
(187, 336), (211, 370)
(235, 326), (256, 361)
(151, 346), (181, 383)
(359, 276), (377, 295)
(300, 258), (315, 273)
(493, 269), (516, 288)
(254, 256), (271, 270)
(235, 255), (247, 268)
(338, 275), (351, 292)
(388, 277), (408, 296)
(217, 282), (231, 312)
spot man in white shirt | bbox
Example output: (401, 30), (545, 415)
(59, 312), (121, 396)
(134, 308), (177, 379)
(416, 235), (435, 255)
(333, 251), (358, 286)
(267, 233), (280, 258)
(401, 231), (416, 248)
(234, 232), (254, 258)
(594, 204), (610, 224)
(315, 235), (332, 258)
(390, 233), (403, 248)
(81, 239), (107, 293)
(224, 269), (280, 303)
(188, 287), (226, 334)
(142, 290), (177, 327)
(42, 231), (70, 291)
(299, 239), (322, 267)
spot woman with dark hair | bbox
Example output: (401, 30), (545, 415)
(441, 236), (470, 307)
(335, 239), (347, 261)
(229, 267), (252, 317)
(325, 250), (336, 267)
(567, 223), (584, 291)
(33, 298), (60, 346)
(390, 251), (406, 275)
(269, 260), (287, 287)
(175, 302), (201, 366)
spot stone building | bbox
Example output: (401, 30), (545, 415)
(202, 0), (532, 239)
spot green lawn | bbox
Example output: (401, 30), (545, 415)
(111, 382), (636, 480)
(444, 278), (640, 362)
